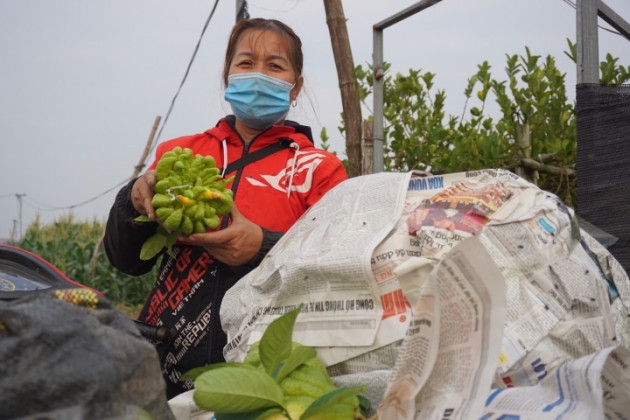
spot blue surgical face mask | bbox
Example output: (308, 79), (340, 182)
(224, 72), (293, 130)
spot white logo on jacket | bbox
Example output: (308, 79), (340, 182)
(245, 151), (325, 193)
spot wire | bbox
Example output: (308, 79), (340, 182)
(20, 179), (129, 212)
(561, 0), (627, 37)
(3, 0), (223, 218)
(148, 0), (221, 161)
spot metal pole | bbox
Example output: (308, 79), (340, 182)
(236, 0), (249, 22)
(576, 0), (600, 84)
(373, 29), (384, 173)
(372, 0), (443, 173)
(598, 0), (630, 41)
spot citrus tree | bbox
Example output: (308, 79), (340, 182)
(350, 39), (630, 209)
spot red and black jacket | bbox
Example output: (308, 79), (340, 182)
(104, 116), (347, 398)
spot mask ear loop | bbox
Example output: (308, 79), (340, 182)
(290, 82), (298, 108)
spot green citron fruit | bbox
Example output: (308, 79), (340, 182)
(155, 207), (174, 221)
(163, 208), (183, 231)
(152, 193), (174, 208)
(135, 147), (235, 260)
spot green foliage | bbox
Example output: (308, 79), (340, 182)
(319, 127), (331, 151)
(17, 213), (155, 308)
(187, 306), (367, 420)
(194, 365), (285, 414)
(351, 40), (630, 209)
(319, 126), (351, 176)
(564, 39), (630, 85)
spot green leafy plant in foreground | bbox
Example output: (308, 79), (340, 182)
(182, 306), (370, 420)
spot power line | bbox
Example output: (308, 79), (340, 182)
(148, 0), (221, 161)
(561, 0), (627, 37)
(2, 0), (223, 220)
(20, 179), (129, 211)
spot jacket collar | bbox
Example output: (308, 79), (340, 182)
(206, 116), (314, 149)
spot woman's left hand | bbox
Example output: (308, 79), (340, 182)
(183, 205), (263, 266)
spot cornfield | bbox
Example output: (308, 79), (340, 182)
(17, 213), (156, 314)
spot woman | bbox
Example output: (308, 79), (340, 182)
(104, 18), (348, 399)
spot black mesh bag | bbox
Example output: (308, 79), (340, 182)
(576, 83), (630, 276)
(0, 288), (175, 420)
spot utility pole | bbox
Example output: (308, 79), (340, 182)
(15, 193), (25, 241)
(10, 220), (17, 245)
(90, 116), (162, 275)
(236, 0), (249, 22)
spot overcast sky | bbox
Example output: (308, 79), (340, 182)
(1, 0), (629, 241)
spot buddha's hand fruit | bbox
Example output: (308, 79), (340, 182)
(135, 146), (234, 260)
(182, 306), (369, 420)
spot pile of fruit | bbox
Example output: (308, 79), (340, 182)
(135, 147), (234, 260)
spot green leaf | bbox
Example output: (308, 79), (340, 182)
(139, 232), (167, 260)
(259, 305), (303, 376)
(273, 345), (317, 382)
(134, 214), (151, 223)
(193, 365), (284, 413)
(470, 107), (482, 117)
(181, 362), (254, 381)
(300, 386), (367, 419)
(215, 407), (284, 420)
(357, 394), (371, 413)
(164, 229), (180, 258)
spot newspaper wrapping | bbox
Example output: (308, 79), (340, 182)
(201, 169), (630, 420)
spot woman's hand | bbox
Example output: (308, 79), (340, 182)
(185, 205), (263, 266)
(131, 170), (157, 220)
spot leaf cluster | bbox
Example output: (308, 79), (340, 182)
(183, 306), (368, 420)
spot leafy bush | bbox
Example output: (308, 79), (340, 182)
(352, 40), (630, 210)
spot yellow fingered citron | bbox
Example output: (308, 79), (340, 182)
(136, 146), (235, 260)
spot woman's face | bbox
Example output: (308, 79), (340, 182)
(228, 28), (303, 101)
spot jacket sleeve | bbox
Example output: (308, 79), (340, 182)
(103, 178), (161, 275)
(245, 227), (284, 268)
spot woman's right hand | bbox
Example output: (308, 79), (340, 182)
(131, 170), (157, 220)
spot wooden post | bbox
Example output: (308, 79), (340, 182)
(131, 116), (162, 180)
(323, 0), (363, 177)
(90, 115), (162, 273)
(362, 120), (373, 175)
(514, 119), (531, 179)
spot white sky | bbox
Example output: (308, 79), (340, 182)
(1, 0), (629, 241)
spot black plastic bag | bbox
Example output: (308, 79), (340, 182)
(0, 289), (175, 420)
